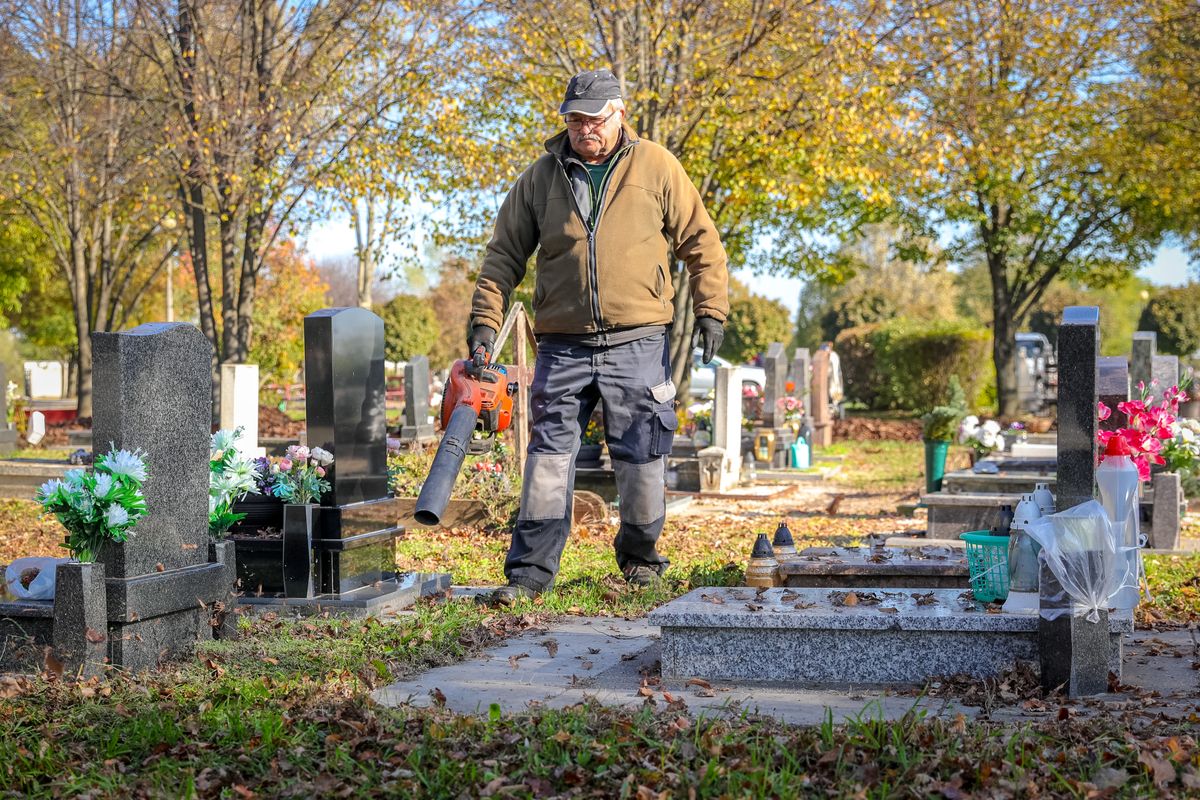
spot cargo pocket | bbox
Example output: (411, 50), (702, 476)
(650, 407), (678, 456)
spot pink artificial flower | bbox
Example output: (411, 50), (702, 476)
(1097, 401), (1111, 421)
(279, 457), (293, 471)
(315, 466), (326, 477)
(1133, 455), (1151, 482)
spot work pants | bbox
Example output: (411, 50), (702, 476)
(504, 333), (677, 592)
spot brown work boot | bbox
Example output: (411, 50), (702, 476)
(476, 583), (539, 608)
(622, 564), (664, 589)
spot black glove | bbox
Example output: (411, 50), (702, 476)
(692, 316), (724, 364)
(467, 324), (497, 370)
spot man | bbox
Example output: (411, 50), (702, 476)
(469, 68), (729, 607)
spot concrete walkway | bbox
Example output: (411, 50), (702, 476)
(371, 613), (1199, 725)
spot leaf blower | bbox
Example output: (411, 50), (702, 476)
(413, 350), (515, 526)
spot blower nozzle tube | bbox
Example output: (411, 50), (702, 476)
(414, 404), (479, 526)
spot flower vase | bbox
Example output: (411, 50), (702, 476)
(281, 503), (314, 598)
(923, 439), (950, 493)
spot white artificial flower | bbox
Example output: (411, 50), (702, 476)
(209, 495), (218, 515)
(981, 420), (1001, 435)
(979, 431), (997, 449)
(93, 472), (114, 499)
(310, 446), (334, 466)
(105, 504), (130, 527)
(1180, 427), (1195, 444)
(63, 469), (86, 489)
(101, 450), (147, 482)
(211, 428), (237, 454)
(37, 478), (63, 503)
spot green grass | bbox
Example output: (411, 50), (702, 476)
(1142, 554), (1200, 622)
(4, 439), (1200, 795)
(2, 662), (1196, 797)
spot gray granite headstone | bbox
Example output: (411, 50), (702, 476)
(1096, 356), (1129, 433)
(0, 363), (15, 454)
(1130, 332), (1155, 395)
(304, 308), (389, 506)
(1152, 355), (1179, 397)
(92, 322), (212, 577)
(1055, 307), (1099, 512)
(791, 348), (811, 418)
(763, 343), (788, 429)
(401, 355), (435, 441)
(1150, 471), (1181, 550)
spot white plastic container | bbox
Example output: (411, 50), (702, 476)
(1096, 436), (1141, 611)
(1003, 493), (1043, 614)
(1033, 482), (1055, 516)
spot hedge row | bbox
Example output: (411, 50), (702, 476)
(834, 320), (994, 411)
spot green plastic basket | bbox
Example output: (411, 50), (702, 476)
(960, 531), (1010, 602)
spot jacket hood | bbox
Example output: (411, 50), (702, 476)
(544, 122), (640, 161)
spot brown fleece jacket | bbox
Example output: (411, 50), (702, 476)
(471, 125), (729, 336)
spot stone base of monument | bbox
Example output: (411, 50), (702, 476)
(942, 469), (1056, 495)
(0, 459), (75, 499)
(233, 496), (408, 598)
(238, 572), (451, 618)
(754, 466), (838, 483)
(777, 545), (968, 589)
(649, 587), (1130, 684)
(0, 544), (237, 675)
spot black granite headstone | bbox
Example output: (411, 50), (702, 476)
(304, 308), (388, 506)
(763, 342), (788, 429)
(1055, 307), (1099, 512)
(401, 355), (435, 442)
(1096, 356), (1129, 434)
(1042, 306), (1111, 697)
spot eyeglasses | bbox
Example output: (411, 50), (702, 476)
(563, 109), (618, 130)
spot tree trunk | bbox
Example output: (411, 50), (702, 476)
(219, 204), (240, 362)
(993, 303), (1019, 418)
(355, 197), (374, 308)
(234, 210), (267, 363)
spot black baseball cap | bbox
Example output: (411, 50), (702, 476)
(559, 68), (622, 115)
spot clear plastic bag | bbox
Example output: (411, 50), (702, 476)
(1023, 500), (1121, 623)
(4, 557), (69, 601)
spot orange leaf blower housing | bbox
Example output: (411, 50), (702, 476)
(414, 357), (516, 527)
(439, 359), (513, 435)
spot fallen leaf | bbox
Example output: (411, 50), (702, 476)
(686, 678), (712, 689)
(85, 627), (106, 643)
(879, 606), (898, 614)
(538, 638), (558, 658)
(430, 688), (447, 707)
(155, 563), (165, 572)
(508, 653), (529, 669)
(843, 592), (859, 606)
(1139, 750), (1177, 788)
(637, 686), (654, 698)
